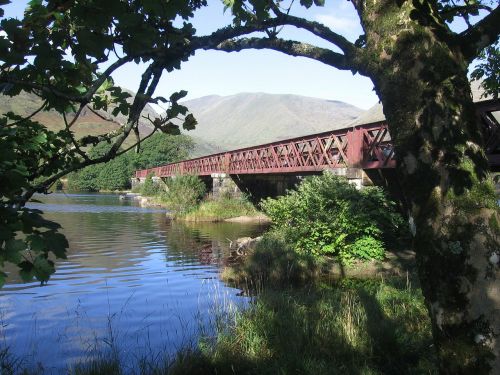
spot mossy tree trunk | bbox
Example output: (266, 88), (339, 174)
(356, 0), (500, 373)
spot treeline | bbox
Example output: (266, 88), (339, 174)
(67, 133), (193, 191)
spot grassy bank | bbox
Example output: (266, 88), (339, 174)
(171, 278), (435, 375)
(181, 196), (261, 222)
(133, 174), (263, 222)
(43, 277), (433, 375)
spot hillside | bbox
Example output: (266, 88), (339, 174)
(0, 90), (157, 148)
(180, 93), (363, 154)
(2, 91), (365, 159)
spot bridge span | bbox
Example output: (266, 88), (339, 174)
(134, 99), (500, 199)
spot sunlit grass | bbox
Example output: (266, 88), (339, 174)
(181, 196), (260, 222)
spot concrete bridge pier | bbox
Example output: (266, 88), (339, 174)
(231, 174), (301, 202)
(327, 168), (372, 189)
(131, 177), (143, 190)
(210, 173), (242, 199)
(130, 175), (165, 190)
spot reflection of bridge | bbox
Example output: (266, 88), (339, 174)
(134, 99), (500, 199)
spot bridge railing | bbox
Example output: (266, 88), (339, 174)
(135, 122), (395, 178)
(135, 99), (500, 179)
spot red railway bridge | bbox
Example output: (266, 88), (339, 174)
(134, 99), (500, 199)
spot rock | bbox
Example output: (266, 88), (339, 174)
(224, 214), (271, 223)
(231, 236), (263, 255)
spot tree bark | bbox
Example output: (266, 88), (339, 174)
(357, 1), (500, 373)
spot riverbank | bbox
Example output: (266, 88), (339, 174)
(133, 193), (269, 223)
(58, 275), (435, 375)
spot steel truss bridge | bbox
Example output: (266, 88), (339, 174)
(135, 99), (500, 179)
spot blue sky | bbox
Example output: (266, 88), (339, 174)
(3, 1), (457, 110)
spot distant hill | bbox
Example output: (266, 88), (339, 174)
(348, 79), (499, 127)
(0, 90), (157, 148)
(180, 93), (363, 154)
(2, 91), (365, 159)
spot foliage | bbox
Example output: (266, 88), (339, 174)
(140, 173), (165, 197)
(471, 41), (500, 99)
(160, 175), (206, 215)
(67, 133), (194, 192)
(261, 172), (406, 263)
(0, 0), (208, 284)
(0, 117), (69, 287)
(131, 133), (194, 170)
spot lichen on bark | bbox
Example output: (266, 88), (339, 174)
(357, 0), (500, 372)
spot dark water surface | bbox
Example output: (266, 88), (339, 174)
(0, 193), (265, 373)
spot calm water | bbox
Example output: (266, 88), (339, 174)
(0, 193), (265, 373)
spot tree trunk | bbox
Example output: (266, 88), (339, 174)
(358, 1), (500, 373)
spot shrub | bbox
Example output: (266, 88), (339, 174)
(141, 173), (165, 196)
(161, 175), (206, 214)
(261, 172), (406, 263)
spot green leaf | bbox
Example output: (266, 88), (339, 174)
(182, 113), (197, 131)
(28, 234), (47, 252)
(43, 232), (68, 259)
(170, 90), (188, 103)
(33, 256), (55, 283)
(4, 239), (25, 263)
(18, 260), (34, 282)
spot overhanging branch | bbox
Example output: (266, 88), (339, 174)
(212, 37), (351, 71)
(193, 15), (358, 59)
(459, 5), (500, 61)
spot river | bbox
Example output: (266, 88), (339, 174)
(0, 193), (265, 373)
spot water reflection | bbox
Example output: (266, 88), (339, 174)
(0, 193), (265, 372)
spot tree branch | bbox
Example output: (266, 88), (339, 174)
(459, 4), (500, 61)
(193, 14), (357, 58)
(86, 106), (123, 126)
(212, 37), (350, 70)
(268, 4), (356, 55)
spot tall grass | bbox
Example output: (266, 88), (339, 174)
(171, 278), (436, 375)
(181, 196), (259, 222)
(0, 276), (435, 374)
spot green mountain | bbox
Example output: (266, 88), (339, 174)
(180, 92), (364, 155)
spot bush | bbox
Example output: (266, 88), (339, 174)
(141, 173), (165, 196)
(160, 175), (206, 214)
(261, 172), (406, 263)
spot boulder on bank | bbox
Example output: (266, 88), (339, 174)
(230, 236), (263, 255)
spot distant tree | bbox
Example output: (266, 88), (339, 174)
(132, 133), (194, 170)
(67, 133), (194, 191)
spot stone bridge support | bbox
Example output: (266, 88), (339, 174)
(327, 167), (372, 189)
(208, 173), (303, 202)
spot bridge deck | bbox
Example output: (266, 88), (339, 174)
(135, 99), (500, 179)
